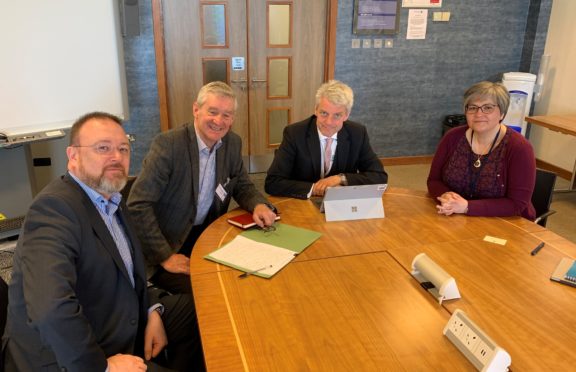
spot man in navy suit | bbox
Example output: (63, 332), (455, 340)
(265, 80), (388, 199)
(3, 112), (198, 371)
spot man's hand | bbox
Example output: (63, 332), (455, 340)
(252, 204), (277, 227)
(144, 309), (168, 361)
(160, 253), (190, 275)
(436, 192), (469, 215)
(107, 354), (147, 371)
(312, 176), (341, 196)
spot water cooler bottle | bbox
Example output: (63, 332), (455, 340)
(501, 72), (536, 136)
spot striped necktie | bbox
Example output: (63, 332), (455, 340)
(324, 137), (333, 177)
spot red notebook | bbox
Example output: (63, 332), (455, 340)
(227, 212), (280, 229)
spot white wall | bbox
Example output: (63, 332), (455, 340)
(531, 0), (576, 172)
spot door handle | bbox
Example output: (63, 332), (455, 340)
(251, 78), (267, 88)
(231, 78), (248, 91)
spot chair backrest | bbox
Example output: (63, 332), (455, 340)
(531, 169), (557, 227)
(121, 175), (137, 202)
(0, 275), (7, 339)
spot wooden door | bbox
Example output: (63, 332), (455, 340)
(153, 0), (336, 172)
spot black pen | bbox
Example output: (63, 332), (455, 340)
(530, 242), (545, 256)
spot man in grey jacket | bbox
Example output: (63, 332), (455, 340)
(128, 82), (277, 294)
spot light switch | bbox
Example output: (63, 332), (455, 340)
(362, 39), (372, 48)
(442, 12), (451, 21)
(384, 39), (393, 48)
(351, 39), (360, 48)
(373, 39), (383, 49)
(433, 12), (442, 22)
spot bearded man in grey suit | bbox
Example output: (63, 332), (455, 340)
(3, 112), (198, 371)
(128, 81), (277, 295)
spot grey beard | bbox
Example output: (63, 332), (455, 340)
(81, 169), (127, 196)
(97, 175), (128, 196)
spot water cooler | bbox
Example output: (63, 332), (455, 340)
(501, 72), (537, 136)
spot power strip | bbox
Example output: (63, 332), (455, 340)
(443, 309), (511, 371)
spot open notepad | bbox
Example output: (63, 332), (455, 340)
(204, 223), (322, 278)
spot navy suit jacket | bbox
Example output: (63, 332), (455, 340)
(4, 174), (149, 372)
(265, 115), (388, 199)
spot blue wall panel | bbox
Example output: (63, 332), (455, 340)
(122, 0), (160, 175)
(334, 0), (550, 156)
(122, 0), (551, 171)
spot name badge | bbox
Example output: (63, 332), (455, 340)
(216, 183), (228, 202)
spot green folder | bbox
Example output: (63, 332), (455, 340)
(204, 223), (322, 278)
(240, 222), (322, 253)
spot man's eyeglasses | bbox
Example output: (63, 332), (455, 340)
(260, 225), (277, 235)
(71, 142), (131, 155)
(465, 104), (498, 114)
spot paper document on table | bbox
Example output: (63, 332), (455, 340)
(205, 235), (299, 278)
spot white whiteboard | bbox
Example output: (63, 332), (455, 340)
(0, 0), (128, 136)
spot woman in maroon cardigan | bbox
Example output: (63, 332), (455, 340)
(427, 81), (536, 219)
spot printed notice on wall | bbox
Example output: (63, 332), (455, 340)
(406, 9), (428, 39)
(232, 57), (245, 71)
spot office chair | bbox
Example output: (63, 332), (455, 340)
(0, 276), (7, 338)
(532, 169), (557, 227)
(121, 176), (137, 201)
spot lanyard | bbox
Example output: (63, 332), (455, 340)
(467, 128), (501, 198)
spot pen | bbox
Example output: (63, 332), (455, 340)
(238, 264), (273, 278)
(530, 242), (545, 256)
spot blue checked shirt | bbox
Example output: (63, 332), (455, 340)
(194, 132), (223, 226)
(70, 172), (135, 287)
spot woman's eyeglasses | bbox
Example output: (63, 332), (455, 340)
(465, 104), (498, 114)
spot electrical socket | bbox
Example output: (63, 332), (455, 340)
(443, 309), (511, 371)
(462, 328), (480, 351)
(447, 317), (465, 337)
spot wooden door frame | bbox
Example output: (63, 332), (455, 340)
(151, 0), (338, 132)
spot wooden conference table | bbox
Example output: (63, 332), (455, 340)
(526, 114), (576, 190)
(190, 188), (576, 371)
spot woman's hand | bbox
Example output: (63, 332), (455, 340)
(436, 192), (469, 215)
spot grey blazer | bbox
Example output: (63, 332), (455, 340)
(127, 124), (270, 273)
(4, 174), (148, 372)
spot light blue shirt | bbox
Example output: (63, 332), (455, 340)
(194, 130), (223, 226)
(69, 172), (135, 287)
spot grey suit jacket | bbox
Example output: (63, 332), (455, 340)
(127, 124), (270, 272)
(265, 115), (388, 199)
(3, 174), (148, 372)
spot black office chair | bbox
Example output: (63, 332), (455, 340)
(121, 176), (137, 201)
(0, 276), (7, 338)
(532, 169), (557, 227)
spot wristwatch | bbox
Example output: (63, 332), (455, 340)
(339, 173), (348, 186)
(265, 203), (278, 214)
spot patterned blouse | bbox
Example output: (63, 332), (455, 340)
(442, 130), (511, 200)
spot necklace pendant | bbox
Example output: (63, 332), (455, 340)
(474, 158), (481, 168)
